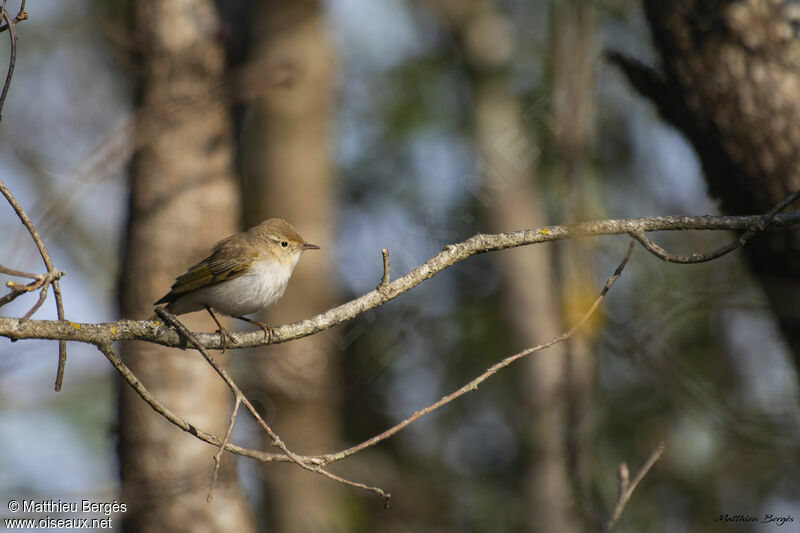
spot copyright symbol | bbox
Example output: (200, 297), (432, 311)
(8, 500), (19, 512)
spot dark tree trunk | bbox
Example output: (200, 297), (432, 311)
(610, 0), (800, 368)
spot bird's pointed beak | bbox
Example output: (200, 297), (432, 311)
(302, 242), (320, 250)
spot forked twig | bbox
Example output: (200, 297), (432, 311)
(0, 0), (26, 33)
(0, 179), (68, 391)
(631, 189), (800, 264)
(603, 442), (666, 532)
(1, 268), (64, 320)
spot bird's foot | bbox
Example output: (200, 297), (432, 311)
(253, 321), (275, 343)
(233, 316), (275, 344)
(217, 325), (238, 353)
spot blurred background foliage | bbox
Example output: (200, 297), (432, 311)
(0, 0), (798, 531)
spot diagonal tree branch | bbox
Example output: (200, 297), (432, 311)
(92, 241), (636, 502)
(2, 208), (799, 350)
(4, 197), (789, 501)
(320, 240), (636, 463)
(96, 341), (289, 463)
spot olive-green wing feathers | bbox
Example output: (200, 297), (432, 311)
(155, 245), (255, 304)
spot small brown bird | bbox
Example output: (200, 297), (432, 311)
(154, 218), (319, 350)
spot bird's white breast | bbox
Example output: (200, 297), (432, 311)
(177, 257), (296, 317)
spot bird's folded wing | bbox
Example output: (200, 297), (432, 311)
(167, 249), (254, 295)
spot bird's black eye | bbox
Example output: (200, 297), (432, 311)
(281, 241), (289, 248)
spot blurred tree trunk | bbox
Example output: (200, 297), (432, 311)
(118, 1), (255, 531)
(238, 1), (343, 531)
(428, 1), (583, 531)
(549, 0), (599, 524)
(610, 0), (800, 370)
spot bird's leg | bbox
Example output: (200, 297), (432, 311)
(205, 306), (237, 352)
(234, 316), (275, 344)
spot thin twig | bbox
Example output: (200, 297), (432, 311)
(6, 277), (44, 291)
(155, 308), (391, 504)
(96, 342), (290, 463)
(631, 189), (800, 264)
(763, 189), (800, 219)
(1, 272), (44, 307)
(0, 287), (24, 307)
(0, 182), (53, 282)
(0, 269), (62, 315)
(0, 264), (39, 278)
(207, 397), (241, 503)
(0, 4), (17, 120)
(20, 280), (48, 321)
(0, 179), (68, 391)
(0, 0), (26, 33)
(323, 241), (636, 463)
(155, 309), (302, 461)
(603, 442), (666, 532)
(378, 248), (390, 289)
